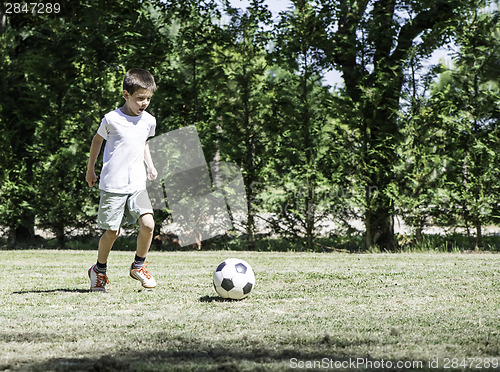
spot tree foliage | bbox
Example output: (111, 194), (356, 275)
(0, 0), (499, 250)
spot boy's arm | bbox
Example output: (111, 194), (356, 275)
(144, 142), (158, 181)
(86, 134), (104, 187)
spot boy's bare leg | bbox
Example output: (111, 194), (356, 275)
(130, 213), (157, 288)
(136, 213), (155, 258)
(89, 229), (119, 292)
(98, 229), (120, 264)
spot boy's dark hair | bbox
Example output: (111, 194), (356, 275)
(123, 68), (157, 95)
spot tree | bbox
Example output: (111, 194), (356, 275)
(430, 8), (500, 249)
(320, 0), (488, 250)
(0, 6), (54, 245)
(262, 0), (337, 250)
(394, 51), (447, 242)
(213, 0), (272, 249)
(0, 0), (164, 247)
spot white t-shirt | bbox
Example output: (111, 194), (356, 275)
(97, 108), (156, 194)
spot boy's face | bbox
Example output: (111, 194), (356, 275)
(122, 88), (153, 116)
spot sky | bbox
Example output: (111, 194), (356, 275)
(226, 0), (454, 88)
(228, 0), (293, 16)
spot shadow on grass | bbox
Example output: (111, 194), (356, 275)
(199, 295), (237, 303)
(15, 344), (438, 372)
(2, 326), (455, 371)
(12, 288), (89, 294)
(21, 347), (354, 372)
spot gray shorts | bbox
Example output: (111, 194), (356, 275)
(98, 190), (153, 231)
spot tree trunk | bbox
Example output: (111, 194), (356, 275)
(475, 219), (483, 250)
(8, 217), (36, 248)
(305, 180), (314, 251)
(365, 200), (395, 251)
(246, 196), (255, 250)
(55, 225), (65, 250)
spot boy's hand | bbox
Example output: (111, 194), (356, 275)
(147, 166), (158, 181)
(86, 169), (98, 187)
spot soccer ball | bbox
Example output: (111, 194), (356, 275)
(213, 258), (255, 300)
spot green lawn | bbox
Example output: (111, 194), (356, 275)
(0, 250), (499, 371)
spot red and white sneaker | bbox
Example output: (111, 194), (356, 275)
(130, 262), (157, 288)
(88, 264), (109, 292)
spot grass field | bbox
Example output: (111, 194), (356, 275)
(0, 250), (499, 371)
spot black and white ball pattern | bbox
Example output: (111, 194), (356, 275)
(213, 258), (255, 300)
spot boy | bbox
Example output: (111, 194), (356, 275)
(85, 68), (158, 292)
